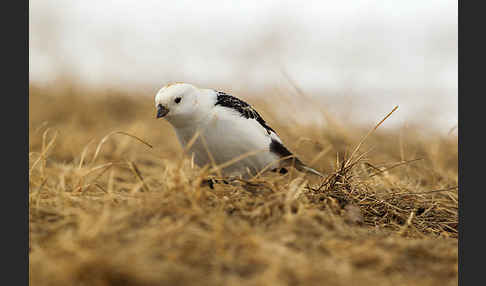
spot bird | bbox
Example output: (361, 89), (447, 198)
(154, 82), (324, 179)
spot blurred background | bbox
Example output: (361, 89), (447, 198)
(29, 0), (457, 131)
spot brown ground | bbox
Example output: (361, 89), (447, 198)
(29, 84), (458, 286)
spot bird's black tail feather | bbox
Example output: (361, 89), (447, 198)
(269, 138), (325, 178)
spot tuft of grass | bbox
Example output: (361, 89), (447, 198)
(29, 84), (458, 286)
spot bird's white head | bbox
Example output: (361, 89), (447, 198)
(155, 82), (209, 127)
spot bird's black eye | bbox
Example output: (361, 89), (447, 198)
(174, 97), (182, 104)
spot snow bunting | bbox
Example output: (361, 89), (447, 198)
(155, 82), (324, 179)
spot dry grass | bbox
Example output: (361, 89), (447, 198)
(29, 84), (458, 286)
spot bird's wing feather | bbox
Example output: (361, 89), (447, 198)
(214, 90), (276, 135)
(213, 90), (297, 160)
(212, 90), (325, 177)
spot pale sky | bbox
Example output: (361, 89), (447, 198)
(29, 0), (457, 130)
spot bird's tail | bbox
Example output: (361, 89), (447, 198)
(297, 164), (326, 178)
(283, 157), (326, 178)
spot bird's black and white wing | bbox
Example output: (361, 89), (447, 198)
(213, 90), (325, 177)
(214, 91), (300, 162)
(214, 91), (276, 134)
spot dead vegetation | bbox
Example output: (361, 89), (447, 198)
(29, 84), (458, 286)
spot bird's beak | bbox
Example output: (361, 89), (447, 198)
(156, 104), (169, 118)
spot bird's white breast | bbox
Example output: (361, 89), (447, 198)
(174, 107), (281, 178)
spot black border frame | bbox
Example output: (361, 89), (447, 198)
(6, 0), (29, 285)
